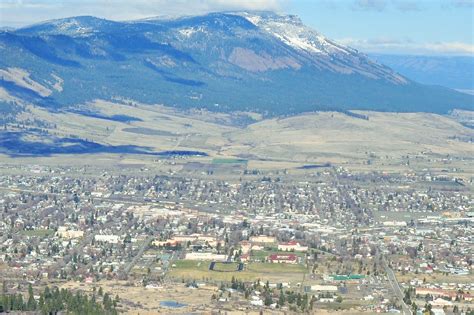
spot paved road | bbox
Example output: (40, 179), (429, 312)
(381, 256), (412, 315)
(120, 236), (154, 278)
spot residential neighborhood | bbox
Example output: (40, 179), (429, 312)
(0, 163), (472, 313)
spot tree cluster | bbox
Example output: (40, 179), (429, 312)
(0, 284), (118, 315)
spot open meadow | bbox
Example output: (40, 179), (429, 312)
(4, 101), (473, 179)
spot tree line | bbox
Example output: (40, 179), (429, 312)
(0, 284), (119, 314)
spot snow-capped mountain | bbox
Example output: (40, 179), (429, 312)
(0, 12), (471, 114)
(16, 16), (121, 36)
(237, 12), (406, 84)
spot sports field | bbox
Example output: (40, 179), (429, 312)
(169, 260), (307, 283)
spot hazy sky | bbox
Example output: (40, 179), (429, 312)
(0, 0), (473, 55)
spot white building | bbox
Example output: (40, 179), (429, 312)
(185, 252), (227, 261)
(94, 234), (120, 244)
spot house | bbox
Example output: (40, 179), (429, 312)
(173, 234), (220, 247)
(278, 241), (308, 252)
(94, 234), (120, 244)
(268, 254), (297, 264)
(415, 288), (457, 300)
(431, 298), (452, 306)
(153, 239), (180, 248)
(310, 285), (338, 292)
(240, 241), (252, 254)
(57, 227), (84, 239)
(84, 276), (94, 284)
(250, 297), (263, 306)
(240, 253), (250, 262)
(383, 221), (407, 227)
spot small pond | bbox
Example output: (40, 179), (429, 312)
(160, 300), (187, 308)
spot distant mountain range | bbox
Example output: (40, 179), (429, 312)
(370, 54), (474, 92)
(0, 12), (472, 115)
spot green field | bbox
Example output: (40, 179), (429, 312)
(212, 158), (248, 164)
(169, 260), (306, 283)
(211, 262), (241, 272)
(20, 229), (55, 237)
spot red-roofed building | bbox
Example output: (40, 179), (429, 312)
(268, 254), (298, 264)
(416, 288), (473, 301)
(240, 253), (250, 262)
(239, 241), (252, 254)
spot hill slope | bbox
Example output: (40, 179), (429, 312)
(2, 101), (472, 175)
(0, 12), (472, 115)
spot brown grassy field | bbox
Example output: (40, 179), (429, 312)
(59, 280), (217, 314)
(4, 101), (473, 177)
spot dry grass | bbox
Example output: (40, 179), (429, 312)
(6, 102), (474, 177)
(60, 280), (217, 314)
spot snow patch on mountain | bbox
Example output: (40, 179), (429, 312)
(50, 73), (64, 92)
(269, 31), (323, 54)
(54, 19), (93, 34)
(239, 12), (352, 56)
(236, 12), (407, 84)
(179, 27), (198, 38)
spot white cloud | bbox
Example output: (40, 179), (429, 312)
(337, 37), (474, 55)
(449, 0), (474, 8)
(0, 0), (286, 27)
(352, 0), (424, 11)
(352, 0), (388, 11)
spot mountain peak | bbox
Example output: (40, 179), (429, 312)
(1, 12), (471, 115)
(17, 16), (120, 36)
(234, 11), (303, 25)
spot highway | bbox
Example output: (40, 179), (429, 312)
(381, 255), (412, 315)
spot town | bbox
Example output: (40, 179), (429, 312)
(0, 161), (472, 314)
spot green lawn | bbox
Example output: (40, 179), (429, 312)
(212, 158), (248, 164)
(246, 262), (306, 274)
(212, 262), (241, 272)
(20, 229), (55, 237)
(169, 260), (306, 283)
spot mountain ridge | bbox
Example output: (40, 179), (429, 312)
(369, 54), (474, 90)
(0, 11), (472, 116)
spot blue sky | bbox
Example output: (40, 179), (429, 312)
(0, 0), (472, 55)
(286, 0), (473, 55)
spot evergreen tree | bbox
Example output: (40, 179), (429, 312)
(27, 283), (37, 311)
(264, 294), (273, 306)
(278, 290), (285, 306)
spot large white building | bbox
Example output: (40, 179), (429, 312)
(250, 235), (276, 244)
(94, 234), (120, 244)
(57, 227), (84, 239)
(185, 252), (227, 261)
(278, 241), (308, 252)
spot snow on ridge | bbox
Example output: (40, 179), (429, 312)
(179, 27), (197, 37)
(238, 12), (351, 56)
(244, 14), (262, 26)
(178, 26), (207, 38)
(53, 19), (93, 34)
(270, 31), (323, 54)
